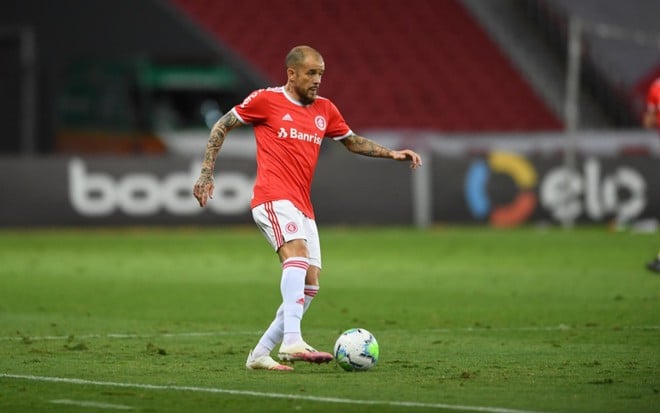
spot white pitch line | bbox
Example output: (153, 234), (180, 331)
(51, 399), (134, 410)
(2, 373), (548, 413)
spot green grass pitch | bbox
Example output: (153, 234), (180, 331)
(0, 226), (658, 413)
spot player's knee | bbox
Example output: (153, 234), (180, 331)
(278, 239), (308, 261)
(306, 265), (321, 285)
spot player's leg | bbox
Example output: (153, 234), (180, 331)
(253, 266), (320, 364)
(246, 303), (292, 371)
(280, 217), (322, 340)
(250, 244), (309, 361)
(303, 217), (322, 313)
(246, 200), (307, 371)
(247, 201), (331, 366)
(277, 215), (332, 363)
(647, 249), (660, 273)
(304, 267), (320, 312)
(277, 240), (309, 347)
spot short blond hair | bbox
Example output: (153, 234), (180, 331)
(285, 45), (322, 69)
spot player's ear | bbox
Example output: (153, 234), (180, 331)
(286, 67), (296, 81)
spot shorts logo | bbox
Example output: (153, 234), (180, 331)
(315, 116), (326, 131)
(285, 222), (298, 233)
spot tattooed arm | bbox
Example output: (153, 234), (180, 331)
(340, 133), (423, 169)
(193, 111), (242, 207)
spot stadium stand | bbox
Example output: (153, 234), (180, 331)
(523, 0), (660, 126)
(460, 0), (613, 129)
(170, 0), (563, 132)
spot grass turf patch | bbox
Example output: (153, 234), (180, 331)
(0, 226), (658, 412)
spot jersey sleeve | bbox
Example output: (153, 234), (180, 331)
(647, 80), (660, 108)
(232, 89), (269, 125)
(325, 101), (353, 140)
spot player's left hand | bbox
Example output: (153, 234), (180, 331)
(392, 149), (423, 169)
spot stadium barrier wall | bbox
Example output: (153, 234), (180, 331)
(0, 145), (658, 228)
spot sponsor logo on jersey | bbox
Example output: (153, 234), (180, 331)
(289, 128), (322, 145)
(282, 113), (293, 121)
(275, 128), (322, 145)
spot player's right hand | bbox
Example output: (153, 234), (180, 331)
(193, 176), (215, 207)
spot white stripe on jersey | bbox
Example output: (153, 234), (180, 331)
(230, 107), (247, 124)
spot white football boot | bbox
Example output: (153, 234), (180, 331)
(277, 341), (333, 364)
(245, 350), (294, 371)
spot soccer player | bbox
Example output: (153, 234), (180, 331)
(193, 45), (422, 371)
(642, 77), (660, 273)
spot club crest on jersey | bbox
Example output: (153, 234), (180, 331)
(315, 115), (327, 131)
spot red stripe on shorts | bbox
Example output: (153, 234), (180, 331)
(265, 201), (284, 248)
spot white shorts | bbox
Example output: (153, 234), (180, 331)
(252, 200), (322, 268)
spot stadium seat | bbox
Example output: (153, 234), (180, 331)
(170, 0), (563, 132)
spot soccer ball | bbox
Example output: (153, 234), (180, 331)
(333, 328), (379, 371)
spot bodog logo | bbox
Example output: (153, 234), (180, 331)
(465, 151), (537, 227)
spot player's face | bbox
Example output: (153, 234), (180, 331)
(290, 56), (324, 105)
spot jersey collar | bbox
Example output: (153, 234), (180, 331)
(282, 86), (309, 107)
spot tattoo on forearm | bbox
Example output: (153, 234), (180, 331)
(200, 112), (241, 177)
(342, 134), (392, 158)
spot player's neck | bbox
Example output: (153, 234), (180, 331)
(284, 84), (310, 106)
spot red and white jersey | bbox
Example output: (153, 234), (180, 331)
(231, 87), (352, 218)
(647, 78), (660, 127)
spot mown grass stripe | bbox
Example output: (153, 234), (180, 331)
(2, 325), (658, 342)
(0, 331), (262, 341)
(50, 399), (134, 410)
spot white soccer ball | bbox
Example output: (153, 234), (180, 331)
(333, 328), (379, 371)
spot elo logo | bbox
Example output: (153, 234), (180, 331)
(465, 151), (537, 227)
